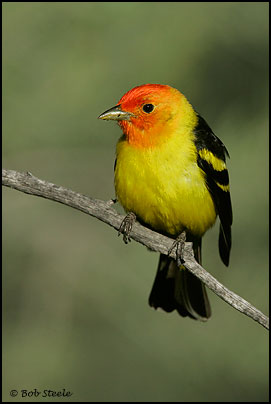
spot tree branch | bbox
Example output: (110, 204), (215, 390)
(2, 168), (269, 330)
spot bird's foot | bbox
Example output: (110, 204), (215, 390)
(168, 230), (187, 266)
(118, 212), (136, 244)
(105, 198), (117, 207)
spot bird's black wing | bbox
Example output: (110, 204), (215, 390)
(193, 113), (233, 266)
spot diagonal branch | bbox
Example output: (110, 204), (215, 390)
(2, 168), (269, 330)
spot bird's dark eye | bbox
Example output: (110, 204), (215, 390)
(142, 104), (154, 113)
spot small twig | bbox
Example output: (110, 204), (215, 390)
(2, 168), (269, 330)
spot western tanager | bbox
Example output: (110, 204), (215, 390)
(98, 84), (232, 321)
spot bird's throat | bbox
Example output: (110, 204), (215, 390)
(120, 120), (173, 149)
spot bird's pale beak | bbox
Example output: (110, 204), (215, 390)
(98, 105), (134, 121)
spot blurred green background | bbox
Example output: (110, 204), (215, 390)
(3, 2), (269, 402)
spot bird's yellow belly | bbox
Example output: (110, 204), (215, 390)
(115, 139), (217, 237)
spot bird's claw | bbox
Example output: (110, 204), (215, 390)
(118, 212), (136, 244)
(168, 230), (187, 266)
(106, 198), (117, 207)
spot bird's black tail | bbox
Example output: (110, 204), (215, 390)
(148, 238), (211, 321)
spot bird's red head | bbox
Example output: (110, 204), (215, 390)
(99, 84), (195, 148)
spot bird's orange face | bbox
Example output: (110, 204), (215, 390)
(99, 84), (185, 148)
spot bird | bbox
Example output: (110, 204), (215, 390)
(98, 84), (232, 321)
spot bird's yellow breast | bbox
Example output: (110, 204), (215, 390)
(114, 129), (217, 237)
